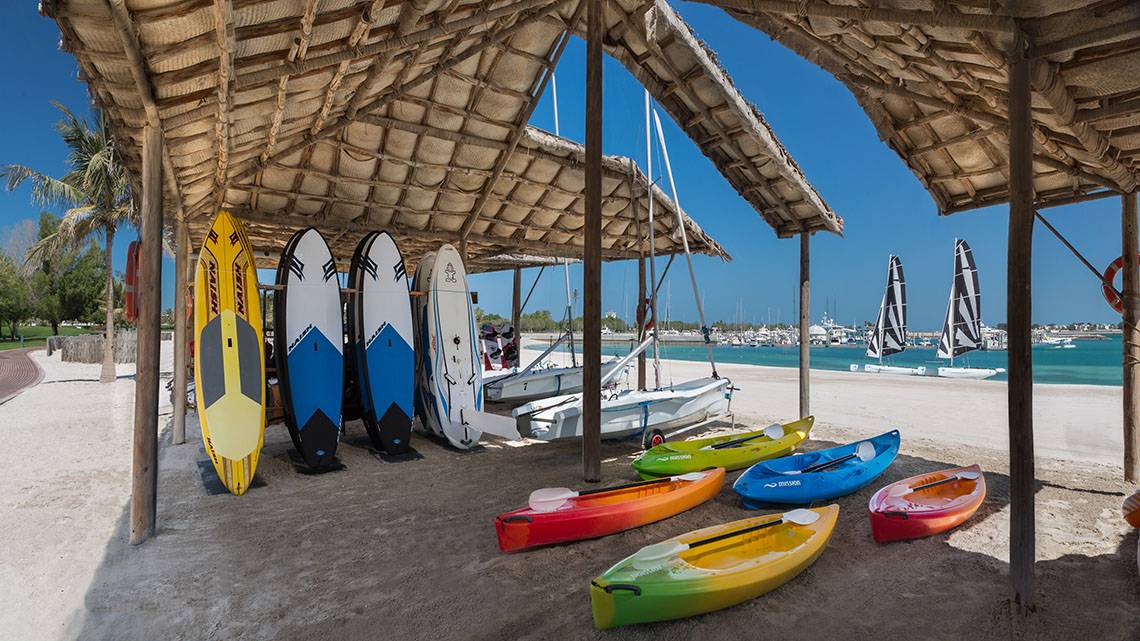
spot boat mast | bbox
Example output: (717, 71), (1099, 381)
(551, 72), (576, 369)
(948, 240), (958, 367)
(879, 256), (890, 365)
(644, 90), (662, 388)
(651, 107), (718, 378)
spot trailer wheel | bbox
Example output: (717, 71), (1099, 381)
(643, 429), (665, 450)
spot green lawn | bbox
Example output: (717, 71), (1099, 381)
(0, 325), (97, 351)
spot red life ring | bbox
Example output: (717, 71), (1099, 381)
(1103, 256), (1125, 314)
(125, 240), (140, 323)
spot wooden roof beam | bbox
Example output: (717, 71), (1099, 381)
(689, 0), (1016, 33)
(1027, 18), (1140, 59)
(209, 0), (234, 209)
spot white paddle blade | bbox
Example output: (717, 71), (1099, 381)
(763, 423), (785, 440)
(855, 441), (876, 462)
(631, 541), (688, 568)
(958, 470), (981, 480)
(672, 471), (711, 482)
(528, 487), (577, 512)
(887, 483), (911, 497)
(783, 508), (820, 525)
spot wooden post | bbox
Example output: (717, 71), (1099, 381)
(1007, 41), (1036, 611)
(1123, 192), (1140, 482)
(798, 232), (810, 418)
(129, 124), (164, 545)
(511, 267), (522, 368)
(637, 255), (647, 391)
(582, 0), (602, 482)
(171, 218), (189, 445)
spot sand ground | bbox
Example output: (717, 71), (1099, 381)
(0, 342), (1136, 640)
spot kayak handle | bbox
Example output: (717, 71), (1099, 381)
(501, 515), (532, 523)
(882, 511), (909, 520)
(601, 583), (642, 596)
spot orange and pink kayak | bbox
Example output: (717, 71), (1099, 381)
(494, 468), (725, 552)
(868, 464), (985, 543)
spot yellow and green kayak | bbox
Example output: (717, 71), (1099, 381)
(631, 416), (813, 479)
(590, 504), (838, 629)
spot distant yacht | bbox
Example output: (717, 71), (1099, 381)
(851, 255), (924, 376)
(935, 239), (1005, 380)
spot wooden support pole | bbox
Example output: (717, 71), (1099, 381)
(637, 254), (647, 391)
(511, 267), (522, 368)
(798, 232), (810, 418)
(171, 218), (189, 445)
(1123, 192), (1140, 483)
(129, 124), (164, 545)
(1007, 41), (1036, 611)
(582, 0), (602, 483)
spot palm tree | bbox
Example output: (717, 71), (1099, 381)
(2, 102), (136, 383)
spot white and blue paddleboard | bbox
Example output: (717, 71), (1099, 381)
(274, 228), (344, 468)
(419, 244), (518, 449)
(349, 232), (415, 454)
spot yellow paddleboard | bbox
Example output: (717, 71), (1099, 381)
(194, 210), (265, 495)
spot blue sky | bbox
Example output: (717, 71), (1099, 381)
(0, 2), (1125, 330)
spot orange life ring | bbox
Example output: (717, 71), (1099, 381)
(125, 240), (140, 323)
(1103, 256), (1125, 314)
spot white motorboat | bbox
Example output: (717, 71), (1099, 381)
(934, 239), (1004, 380)
(516, 375), (731, 444)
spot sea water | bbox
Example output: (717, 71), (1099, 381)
(567, 335), (1124, 387)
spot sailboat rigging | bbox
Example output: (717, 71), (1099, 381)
(935, 239), (1004, 380)
(852, 256), (924, 376)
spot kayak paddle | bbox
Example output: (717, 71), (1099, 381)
(888, 469), (981, 497)
(528, 471), (712, 512)
(784, 441), (876, 475)
(631, 508), (820, 568)
(703, 423), (784, 450)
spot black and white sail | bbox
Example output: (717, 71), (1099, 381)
(866, 255), (907, 360)
(937, 239), (983, 361)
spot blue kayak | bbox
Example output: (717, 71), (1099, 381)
(733, 430), (900, 507)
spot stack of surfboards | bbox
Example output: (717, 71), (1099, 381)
(411, 244), (519, 449)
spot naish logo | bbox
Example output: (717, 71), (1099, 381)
(366, 321), (390, 348)
(287, 255), (305, 281)
(288, 324), (313, 353)
(393, 259), (406, 281)
(206, 260), (220, 315)
(322, 258), (336, 282)
(233, 262), (247, 317)
(445, 263), (457, 283)
(763, 480), (802, 488)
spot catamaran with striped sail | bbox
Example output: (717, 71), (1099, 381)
(935, 239), (1005, 380)
(852, 255), (924, 376)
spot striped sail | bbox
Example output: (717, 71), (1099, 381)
(866, 255), (907, 360)
(937, 239), (983, 360)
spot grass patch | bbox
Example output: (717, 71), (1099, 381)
(0, 325), (97, 351)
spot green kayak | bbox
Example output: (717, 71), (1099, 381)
(631, 417), (814, 479)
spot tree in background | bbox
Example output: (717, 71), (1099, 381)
(2, 104), (136, 383)
(27, 212), (106, 335)
(0, 256), (33, 339)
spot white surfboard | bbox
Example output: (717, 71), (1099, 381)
(349, 231), (415, 454)
(274, 228), (344, 467)
(421, 245), (518, 448)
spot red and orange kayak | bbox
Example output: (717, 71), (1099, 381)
(495, 468), (725, 552)
(868, 464), (986, 543)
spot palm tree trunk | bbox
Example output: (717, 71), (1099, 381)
(100, 226), (116, 383)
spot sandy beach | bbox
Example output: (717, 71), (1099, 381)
(0, 343), (1136, 640)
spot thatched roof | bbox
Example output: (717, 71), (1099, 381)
(40, 0), (843, 272)
(695, 0), (1140, 214)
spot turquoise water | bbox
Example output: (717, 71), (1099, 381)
(558, 335), (1124, 387)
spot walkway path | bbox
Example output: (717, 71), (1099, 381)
(0, 348), (44, 403)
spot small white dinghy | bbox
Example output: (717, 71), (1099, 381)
(485, 330), (625, 404)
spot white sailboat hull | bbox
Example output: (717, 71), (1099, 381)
(484, 361), (624, 404)
(515, 376), (732, 442)
(936, 366), (1004, 380)
(862, 363), (926, 376)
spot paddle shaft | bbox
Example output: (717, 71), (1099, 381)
(711, 431), (767, 450)
(577, 475), (684, 497)
(801, 452), (857, 474)
(687, 516), (788, 550)
(910, 474), (968, 493)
